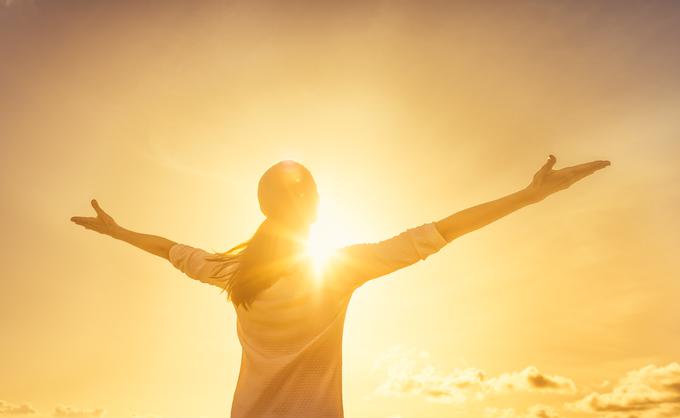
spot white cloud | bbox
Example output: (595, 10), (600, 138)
(0, 400), (37, 415)
(569, 362), (680, 418)
(373, 346), (577, 404)
(489, 367), (577, 395)
(53, 405), (104, 418)
(484, 404), (562, 418)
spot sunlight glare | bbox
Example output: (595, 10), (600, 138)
(305, 198), (356, 279)
(306, 225), (336, 278)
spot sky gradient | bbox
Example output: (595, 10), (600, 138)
(1, 1), (679, 418)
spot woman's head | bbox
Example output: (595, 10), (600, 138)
(258, 160), (319, 228)
(205, 160), (319, 309)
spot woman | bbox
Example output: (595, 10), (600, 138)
(70, 155), (610, 417)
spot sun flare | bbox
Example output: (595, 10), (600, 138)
(304, 199), (357, 278)
(305, 226), (336, 276)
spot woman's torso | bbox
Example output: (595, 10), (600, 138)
(230, 258), (351, 418)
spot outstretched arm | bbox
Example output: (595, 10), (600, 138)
(323, 154), (610, 294)
(70, 199), (176, 260)
(434, 154), (611, 242)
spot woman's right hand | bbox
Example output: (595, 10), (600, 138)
(71, 199), (121, 238)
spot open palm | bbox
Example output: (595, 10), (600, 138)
(527, 154), (611, 201)
(70, 199), (120, 236)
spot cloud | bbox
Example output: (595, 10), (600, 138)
(0, 400), (37, 415)
(489, 367), (577, 395)
(52, 405), (105, 418)
(484, 404), (562, 418)
(373, 347), (576, 404)
(569, 362), (680, 418)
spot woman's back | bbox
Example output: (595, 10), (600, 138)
(231, 257), (350, 417)
(168, 221), (449, 418)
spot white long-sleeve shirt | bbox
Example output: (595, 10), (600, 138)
(168, 221), (449, 418)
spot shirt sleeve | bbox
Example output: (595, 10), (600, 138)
(322, 221), (449, 294)
(168, 243), (237, 289)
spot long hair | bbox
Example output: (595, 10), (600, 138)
(205, 160), (318, 310)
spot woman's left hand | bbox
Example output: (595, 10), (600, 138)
(524, 154), (611, 202)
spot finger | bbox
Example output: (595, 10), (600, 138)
(580, 160), (611, 171)
(72, 216), (99, 226)
(73, 220), (93, 230)
(595, 160), (611, 169)
(559, 162), (608, 180)
(567, 161), (611, 182)
(91, 199), (106, 216)
(539, 154), (557, 174)
(72, 219), (95, 229)
(77, 223), (94, 230)
(76, 219), (102, 232)
(562, 160), (611, 172)
(71, 216), (96, 223)
(584, 162), (610, 175)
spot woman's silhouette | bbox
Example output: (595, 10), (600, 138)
(71, 155), (610, 418)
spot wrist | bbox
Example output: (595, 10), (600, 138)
(519, 186), (544, 204)
(110, 225), (127, 240)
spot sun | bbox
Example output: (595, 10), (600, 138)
(305, 226), (336, 276)
(305, 214), (349, 278)
(304, 198), (357, 278)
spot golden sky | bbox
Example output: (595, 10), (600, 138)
(1, 1), (679, 418)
